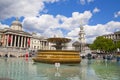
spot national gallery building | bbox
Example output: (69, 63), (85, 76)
(0, 19), (50, 56)
(0, 19), (31, 49)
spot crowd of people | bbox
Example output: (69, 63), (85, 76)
(81, 52), (120, 62)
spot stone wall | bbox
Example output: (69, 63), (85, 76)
(0, 47), (27, 57)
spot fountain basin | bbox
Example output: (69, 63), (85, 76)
(33, 50), (81, 64)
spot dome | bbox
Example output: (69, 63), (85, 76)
(11, 18), (22, 27)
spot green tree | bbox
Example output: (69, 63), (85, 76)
(90, 36), (115, 52)
(116, 40), (120, 49)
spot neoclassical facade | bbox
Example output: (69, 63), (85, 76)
(0, 18), (50, 52)
(103, 31), (120, 43)
(0, 19), (56, 57)
(30, 32), (50, 51)
(0, 19), (31, 49)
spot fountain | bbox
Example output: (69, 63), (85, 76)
(33, 37), (81, 63)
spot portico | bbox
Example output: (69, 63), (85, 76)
(1, 18), (32, 49)
(6, 34), (31, 49)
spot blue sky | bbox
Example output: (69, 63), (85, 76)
(0, 0), (120, 43)
(44, 0), (120, 25)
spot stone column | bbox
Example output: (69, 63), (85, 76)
(27, 38), (33, 49)
(114, 35), (115, 39)
(41, 41), (42, 49)
(6, 34), (9, 47)
(31, 38), (33, 50)
(41, 41), (43, 50)
(115, 34), (116, 39)
(38, 41), (40, 50)
(48, 42), (51, 50)
(21, 36), (23, 48)
(47, 42), (49, 50)
(27, 37), (30, 48)
(26, 37), (28, 48)
(18, 35), (20, 47)
(43, 41), (44, 50)
(40, 41), (41, 49)
(1, 34), (5, 47)
(14, 35), (16, 47)
(10, 35), (13, 47)
(24, 37), (26, 48)
(117, 34), (119, 39)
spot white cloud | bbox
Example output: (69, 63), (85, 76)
(22, 11), (92, 39)
(80, 0), (94, 5)
(43, 28), (64, 37)
(1, 8), (120, 44)
(67, 28), (79, 37)
(84, 21), (120, 43)
(44, 0), (60, 3)
(0, 0), (59, 20)
(66, 21), (120, 43)
(22, 14), (59, 34)
(105, 21), (120, 32)
(59, 11), (92, 30)
(0, 23), (9, 29)
(87, 0), (94, 3)
(114, 11), (120, 18)
(93, 7), (100, 13)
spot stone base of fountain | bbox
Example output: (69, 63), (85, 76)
(33, 50), (81, 64)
